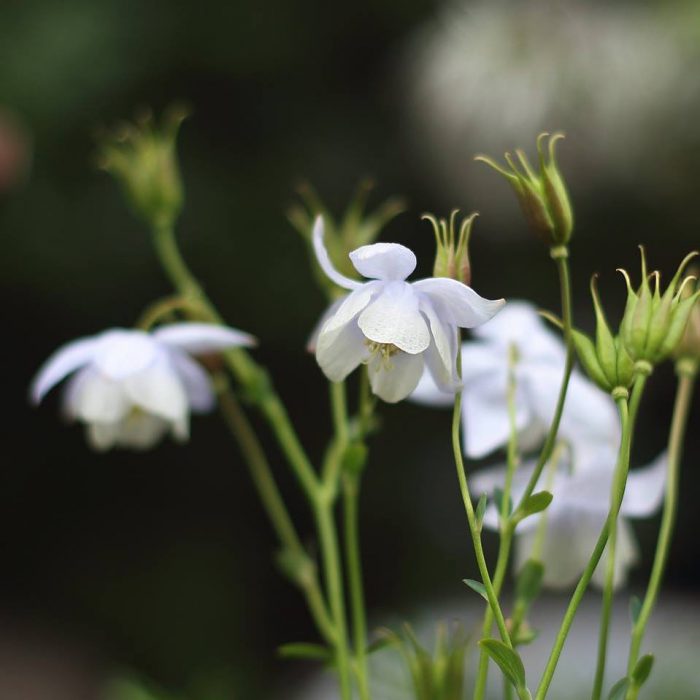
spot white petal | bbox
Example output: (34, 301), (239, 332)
(93, 330), (159, 379)
(621, 451), (667, 518)
(420, 297), (457, 389)
(316, 320), (369, 382)
(460, 341), (505, 382)
(116, 413), (173, 450)
(307, 297), (344, 352)
(73, 373), (130, 423)
(31, 336), (100, 403)
(358, 282), (430, 354)
(86, 422), (121, 451)
(368, 351), (424, 403)
(153, 323), (256, 354)
(123, 364), (188, 422)
(516, 509), (607, 590)
(323, 284), (378, 334)
(312, 216), (362, 290)
(474, 300), (565, 362)
(169, 351), (215, 413)
(412, 278), (505, 328)
(349, 242), (416, 281)
(409, 366), (454, 407)
(463, 373), (534, 458)
(593, 519), (639, 590)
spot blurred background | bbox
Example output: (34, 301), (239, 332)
(2, 0), (700, 697)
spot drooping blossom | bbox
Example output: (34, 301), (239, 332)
(411, 300), (618, 459)
(310, 216), (504, 403)
(31, 323), (254, 451)
(471, 447), (667, 590)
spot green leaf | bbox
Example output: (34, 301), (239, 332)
(476, 493), (488, 529)
(479, 639), (527, 690)
(277, 643), (332, 662)
(516, 560), (545, 605)
(493, 487), (513, 517)
(515, 491), (553, 522)
(632, 654), (654, 687)
(341, 442), (368, 475)
(366, 632), (397, 655)
(463, 579), (488, 601)
(607, 677), (629, 700)
(629, 595), (642, 625)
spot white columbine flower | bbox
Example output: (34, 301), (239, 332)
(310, 217), (505, 403)
(411, 300), (619, 459)
(31, 323), (255, 451)
(472, 446), (667, 590)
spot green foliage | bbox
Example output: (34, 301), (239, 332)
(463, 578), (488, 601)
(478, 639), (527, 693)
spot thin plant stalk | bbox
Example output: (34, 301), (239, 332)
(624, 361), (697, 700)
(534, 375), (648, 700)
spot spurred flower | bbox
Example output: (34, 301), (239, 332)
(472, 447), (667, 590)
(412, 301), (618, 459)
(31, 323), (254, 451)
(310, 217), (504, 403)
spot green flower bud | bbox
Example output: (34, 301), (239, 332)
(619, 248), (699, 365)
(287, 179), (405, 299)
(422, 209), (475, 285)
(476, 132), (573, 248)
(98, 105), (187, 229)
(672, 265), (700, 370)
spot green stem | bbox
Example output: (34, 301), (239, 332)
(152, 222), (354, 698)
(519, 253), (574, 505)
(534, 376), (647, 700)
(215, 375), (335, 643)
(452, 341), (513, 648)
(474, 345), (520, 700)
(624, 362), (697, 700)
(152, 221), (321, 502)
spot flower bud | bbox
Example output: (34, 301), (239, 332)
(619, 248), (699, 366)
(673, 265), (700, 370)
(476, 132), (573, 248)
(422, 209), (475, 285)
(98, 105), (187, 229)
(568, 276), (635, 394)
(287, 179), (405, 298)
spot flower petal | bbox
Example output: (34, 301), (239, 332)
(420, 297), (458, 390)
(312, 216), (362, 290)
(73, 373), (130, 423)
(117, 413), (175, 450)
(323, 284), (378, 334)
(30, 336), (100, 403)
(592, 519), (639, 590)
(307, 297), (344, 352)
(409, 366), (454, 407)
(153, 323), (256, 354)
(413, 278), (505, 328)
(316, 319), (369, 382)
(169, 350), (215, 413)
(368, 351), (424, 403)
(93, 330), (159, 379)
(474, 300), (565, 362)
(349, 243), (416, 281)
(358, 282), (430, 354)
(123, 364), (188, 422)
(621, 451), (667, 518)
(86, 422), (121, 452)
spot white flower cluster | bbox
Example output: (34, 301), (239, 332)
(412, 302), (665, 588)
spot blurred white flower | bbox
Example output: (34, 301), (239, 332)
(31, 323), (254, 451)
(310, 216), (504, 403)
(402, 0), (699, 216)
(472, 447), (667, 590)
(411, 300), (618, 459)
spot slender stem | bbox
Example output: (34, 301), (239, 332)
(452, 340), (513, 648)
(474, 345), (520, 700)
(151, 222), (354, 697)
(624, 363), (697, 700)
(519, 253), (574, 505)
(215, 375), (335, 643)
(152, 221), (321, 502)
(535, 377), (647, 700)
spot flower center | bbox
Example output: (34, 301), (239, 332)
(365, 340), (401, 370)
